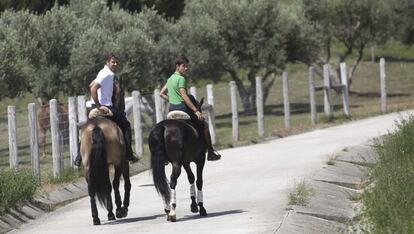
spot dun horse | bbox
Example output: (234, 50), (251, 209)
(37, 103), (69, 154)
(149, 96), (208, 222)
(79, 89), (130, 225)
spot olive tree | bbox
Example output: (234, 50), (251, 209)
(303, 0), (392, 88)
(177, 0), (319, 113)
(0, 10), (40, 100)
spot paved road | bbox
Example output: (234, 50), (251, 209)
(12, 111), (413, 234)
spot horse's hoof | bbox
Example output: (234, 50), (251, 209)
(108, 214), (116, 221)
(116, 207), (128, 218)
(168, 215), (176, 222)
(191, 203), (199, 213)
(199, 207), (207, 216)
(164, 209), (170, 215)
(93, 218), (101, 225)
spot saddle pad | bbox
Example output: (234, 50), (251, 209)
(88, 108), (114, 119)
(167, 110), (191, 120)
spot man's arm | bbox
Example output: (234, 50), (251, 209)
(180, 88), (203, 120)
(90, 82), (101, 107)
(160, 84), (169, 101)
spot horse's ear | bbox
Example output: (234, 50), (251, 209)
(199, 98), (204, 108)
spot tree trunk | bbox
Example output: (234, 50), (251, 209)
(228, 69), (253, 113)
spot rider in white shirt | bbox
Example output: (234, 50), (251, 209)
(74, 53), (138, 166)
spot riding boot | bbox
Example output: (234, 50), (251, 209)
(74, 145), (82, 167)
(74, 154), (82, 167)
(124, 128), (139, 163)
(204, 127), (221, 161)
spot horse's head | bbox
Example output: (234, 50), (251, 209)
(112, 86), (125, 112)
(188, 95), (204, 113)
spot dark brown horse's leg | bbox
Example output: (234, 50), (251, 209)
(183, 164), (198, 213)
(88, 184), (101, 225)
(196, 156), (207, 216)
(112, 165), (123, 218)
(106, 187), (115, 221)
(120, 161), (131, 218)
(167, 162), (182, 222)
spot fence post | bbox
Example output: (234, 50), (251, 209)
(68, 97), (78, 168)
(132, 91), (144, 157)
(283, 72), (290, 129)
(256, 76), (264, 139)
(8, 106), (18, 170)
(206, 84), (216, 145)
(190, 86), (197, 100)
(154, 88), (164, 123)
(340, 62), (351, 117)
(308, 67), (317, 125)
(380, 58), (387, 114)
(50, 99), (62, 178)
(28, 103), (40, 178)
(77, 96), (87, 126)
(229, 81), (239, 142)
(323, 64), (333, 118)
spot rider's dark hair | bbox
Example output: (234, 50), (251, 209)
(175, 56), (189, 66)
(106, 52), (117, 62)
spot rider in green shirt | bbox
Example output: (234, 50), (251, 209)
(160, 56), (221, 161)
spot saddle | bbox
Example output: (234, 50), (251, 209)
(88, 107), (114, 119)
(166, 110), (190, 120)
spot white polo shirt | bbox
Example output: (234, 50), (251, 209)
(92, 65), (114, 106)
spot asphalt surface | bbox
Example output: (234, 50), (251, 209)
(10, 110), (414, 234)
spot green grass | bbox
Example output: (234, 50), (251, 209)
(361, 116), (414, 233)
(288, 180), (314, 206)
(0, 168), (39, 216)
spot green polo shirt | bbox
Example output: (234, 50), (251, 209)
(166, 72), (187, 105)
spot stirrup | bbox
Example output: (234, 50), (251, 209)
(207, 151), (221, 161)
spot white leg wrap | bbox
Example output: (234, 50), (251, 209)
(196, 190), (203, 204)
(190, 184), (196, 197)
(170, 189), (177, 205)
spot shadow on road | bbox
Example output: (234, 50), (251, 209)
(178, 209), (245, 222)
(103, 214), (165, 225)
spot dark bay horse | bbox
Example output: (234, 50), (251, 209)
(37, 103), (69, 154)
(79, 88), (130, 225)
(149, 97), (208, 222)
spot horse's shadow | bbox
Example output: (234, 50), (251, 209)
(179, 209), (245, 222)
(103, 214), (165, 225)
(103, 209), (245, 225)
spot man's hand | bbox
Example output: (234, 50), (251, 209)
(99, 106), (110, 114)
(195, 110), (204, 121)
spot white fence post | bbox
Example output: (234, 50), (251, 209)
(50, 99), (62, 178)
(132, 91), (144, 157)
(154, 88), (164, 123)
(190, 86), (197, 100)
(256, 76), (264, 139)
(206, 84), (216, 145)
(68, 97), (78, 168)
(308, 67), (317, 125)
(229, 81), (239, 142)
(283, 72), (290, 129)
(380, 58), (387, 114)
(8, 106), (18, 170)
(340, 62), (351, 117)
(28, 103), (40, 178)
(77, 96), (87, 126)
(323, 64), (333, 118)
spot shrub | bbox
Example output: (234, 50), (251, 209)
(0, 168), (39, 215)
(362, 116), (414, 233)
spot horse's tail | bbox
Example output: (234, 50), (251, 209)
(149, 123), (171, 204)
(89, 126), (111, 207)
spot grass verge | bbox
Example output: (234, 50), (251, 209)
(361, 115), (414, 233)
(0, 168), (39, 216)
